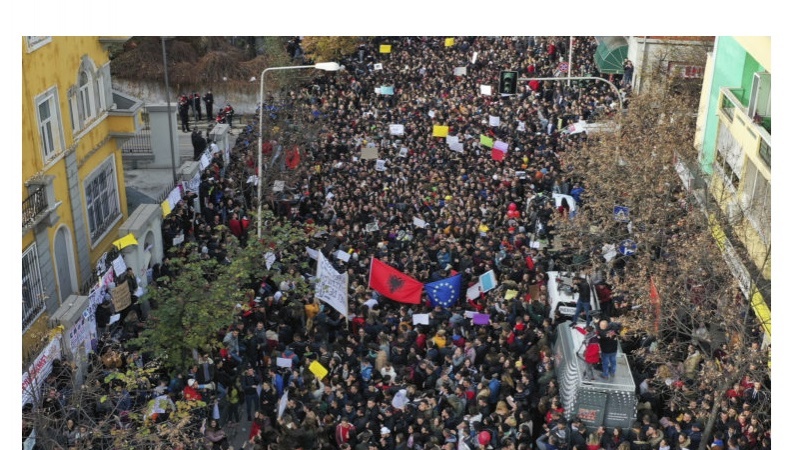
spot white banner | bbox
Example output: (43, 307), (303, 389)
(22, 335), (63, 406)
(315, 252), (349, 318)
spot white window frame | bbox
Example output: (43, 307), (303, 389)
(84, 156), (122, 245)
(741, 158), (771, 243)
(26, 36), (51, 52)
(22, 243), (46, 332)
(79, 70), (96, 122)
(35, 87), (65, 164)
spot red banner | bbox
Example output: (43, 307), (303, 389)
(369, 258), (423, 304)
(649, 276), (661, 334)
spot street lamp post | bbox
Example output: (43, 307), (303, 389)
(256, 62), (340, 238)
(161, 37), (177, 184)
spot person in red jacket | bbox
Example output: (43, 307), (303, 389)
(335, 416), (354, 448)
(182, 378), (202, 402)
(228, 212), (249, 240)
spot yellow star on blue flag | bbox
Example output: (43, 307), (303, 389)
(425, 273), (462, 308)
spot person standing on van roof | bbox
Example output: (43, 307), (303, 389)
(571, 276), (592, 328)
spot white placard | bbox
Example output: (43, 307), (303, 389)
(277, 357), (293, 368)
(200, 153), (211, 170)
(389, 124), (405, 135)
(446, 135), (459, 145)
(247, 175), (259, 185)
(480, 85), (492, 96)
(326, 191), (335, 200)
(413, 314), (430, 325)
(413, 217), (428, 228)
(428, 110), (436, 119)
(466, 283), (481, 300)
(336, 250), (351, 262)
(489, 116), (500, 127)
(398, 147), (408, 158)
(273, 180), (285, 192)
(277, 391), (289, 419)
(264, 252), (277, 270)
(517, 121), (526, 132)
(306, 247), (319, 260)
(449, 142), (464, 153)
(453, 66), (467, 76)
(108, 314), (121, 325)
(464, 311), (477, 318)
(375, 159), (387, 172)
(472, 51), (478, 64)
(112, 255), (127, 277)
(373, 63), (383, 71)
(366, 222), (380, 233)
(172, 234), (185, 246)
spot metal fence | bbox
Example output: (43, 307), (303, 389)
(22, 185), (47, 230)
(121, 110), (152, 154)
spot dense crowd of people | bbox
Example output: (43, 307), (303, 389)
(28, 36), (770, 450)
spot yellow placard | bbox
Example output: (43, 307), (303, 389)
(113, 233), (139, 251)
(309, 360), (329, 380)
(161, 200), (171, 217)
(433, 125), (449, 137)
(505, 290), (519, 300)
(445, 38), (455, 47)
(380, 44), (392, 54)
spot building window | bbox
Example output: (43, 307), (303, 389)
(69, 61), (106, 133)
(35, 88), (65, 164)
(23, 244), (46, 331)
(26, 36), (51, 52)
(85, 156), (121, 244)
(742, 158), (771, 243)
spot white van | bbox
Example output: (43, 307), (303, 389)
(546, 271), (599, 324)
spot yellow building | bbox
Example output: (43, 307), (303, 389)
(693, 37), (771, 340)
(22, 37), (144, 358)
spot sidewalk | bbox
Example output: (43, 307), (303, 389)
(124, 116), (245, 211)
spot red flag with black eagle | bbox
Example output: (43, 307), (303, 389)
(369, 257), (423, 304)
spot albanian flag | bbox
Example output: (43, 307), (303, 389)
(369, 257), (423, 304)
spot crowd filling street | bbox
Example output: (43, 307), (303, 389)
(30, 37), (770, 450)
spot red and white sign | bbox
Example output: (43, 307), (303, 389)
(22, 335), (62, 406)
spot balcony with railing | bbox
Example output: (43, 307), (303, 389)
(718, 87), (771, 171)
(22, 185), (48, 231)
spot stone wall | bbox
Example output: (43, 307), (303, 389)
(113, 79), (258, 116)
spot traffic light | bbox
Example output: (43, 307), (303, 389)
(499, 71), (518, 95)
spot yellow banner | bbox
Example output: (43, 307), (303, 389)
(309, 360), (329, 379)
(445, 38), (455, 47)
(708, 214), (771, 339)
(161, 200), (171, 217)
(380, 44), (392, 54)
(433, 125), (449, 137)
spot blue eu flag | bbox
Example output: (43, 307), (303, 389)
(425, 273), (462, 308)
